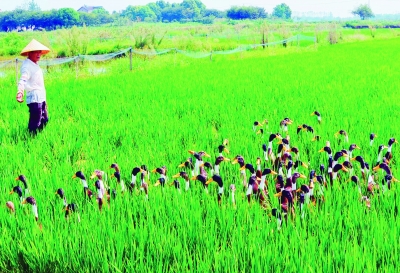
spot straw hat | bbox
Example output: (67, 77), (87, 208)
(20, 39), (50, 56)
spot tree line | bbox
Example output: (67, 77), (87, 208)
(0, 0), (293, 31)
(0, 0), (374, 31)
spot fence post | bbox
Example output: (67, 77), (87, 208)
(210, 51), (213, 61)
(297, 34), (300, 47)
(15, 58), (18, 85)
(129, 47), (132, 71)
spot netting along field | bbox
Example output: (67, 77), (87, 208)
(0, 37), (400, 272)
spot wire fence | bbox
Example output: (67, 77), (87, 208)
(0, 34), (315, 81)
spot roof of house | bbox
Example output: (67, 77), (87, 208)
(77, 5), (103, 13)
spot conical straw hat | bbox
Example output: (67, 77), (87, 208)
(20, 39), (50, 56)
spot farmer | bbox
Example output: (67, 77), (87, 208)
(16, 39), (50, 135)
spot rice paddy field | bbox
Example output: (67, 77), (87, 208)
(0, 30), (399, 272)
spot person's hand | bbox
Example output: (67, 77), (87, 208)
(16, 91), (24, 103)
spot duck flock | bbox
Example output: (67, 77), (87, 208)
(6, 112), (398, 229)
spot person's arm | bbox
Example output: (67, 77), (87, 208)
(16, 66), (30, 103)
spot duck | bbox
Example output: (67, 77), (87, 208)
(264, 133), (283, 163)
(289, 172), (307, 198)
(332, 151), (348, 169)
(172, 171), (191, 191)
(361, 196), (371, 209)
(130, 167), (144, 192)
(370, 133), (377, 146)
(206, 174), (224, 205)
(381, 174), (398, 192)
(55, 188), (68, 207)
(191, 162), (209, 191)
(274, 189), (295, 219)
(253, 119), (268, 132)
(64, 203), (80, 222)
(313, 175), (325, 204)
(6, 201), (15, 213)
(110, 171), (126, 194)
(293, 160), (308, 173)
(217, 139), (229, 157)
(297, 124), (308, 135)
(72, 171), (93, 199)
(312, 135), (321, 142)
(288, 147), (300, 161)
(240, 163), (257, 179)
(22, 196), (39, 222)
(55, 188), (80, 221)
(232, 155), (247, 188)
(110, 163), (120, 173)
(373, 162), (392, 176)
(280, 117), (292, 135)
(318, 142), (332, 159)
(343, 160), (354, 176)
(334, 130), (349, 143)
(169, 179), (181, 193)
(188, 150), (210, 176)
(140, 168), (149, 200)
(178, 158), (195, 177)
(271, 208), (283, 230)
(255, 157), (262, 177)
(330, 163), (349, 184)
(154, 177), (166, 188)
(10, 186), (23, 203)
(280, 137), (291, 153)
(349, 175), (363, 196)
(90, 170), (107, 211)
(285, 160), (294, 179)
(246, 175), (259, 204)
(375, 145), (388, 167)
(347, 144), (361, 159)
(311, 111), (321, 124)
(191, 173), (208, 193)
(213, 156), (230, 175)
(307, 170), (316, 200)
(15, 174), (29, 197)
(351, 156), (368, 180)
(297, 124), (314, 136)
(201, 162), (214, 176)
(151, 166), (167, 181)
(256, 128), (264, 137)
(110, 163), (126, 194)
(259, 168), (277, 193)
(384, 138), (398, 163)
(296, 184), (310, 219)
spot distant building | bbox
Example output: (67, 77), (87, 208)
(77, 5), (103, 13)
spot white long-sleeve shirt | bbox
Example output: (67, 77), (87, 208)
(17, 59), (46, 104)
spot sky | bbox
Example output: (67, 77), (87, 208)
(0, 0), (399, 17)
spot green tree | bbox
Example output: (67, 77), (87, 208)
(57, 8), (80, 27)
(147, 2), (162, 21)
(272, 3), (292, 19)
(181, 0), (205, 19)
(92, 7), (109, 15)
(161, 6), (184, 22)
(156, 0), (169, 9)
(226, 6), (266, 20)
(203, 9), (225, 18)
(352, 4), (374, 20)
(17, 0), (41, 11)
(121, 5), (157, 22)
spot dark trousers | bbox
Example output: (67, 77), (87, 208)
(28, 101), (48, 134)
